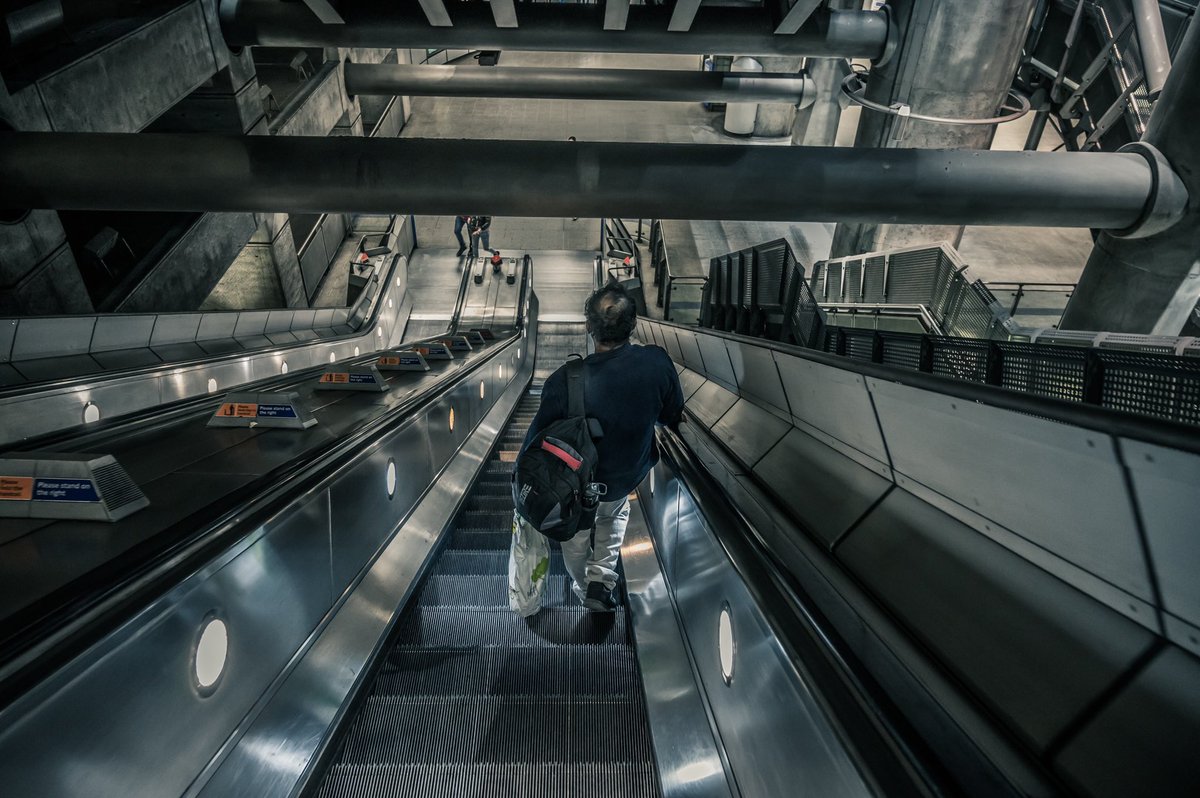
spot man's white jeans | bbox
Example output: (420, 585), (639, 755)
(559, 495), (631, 600)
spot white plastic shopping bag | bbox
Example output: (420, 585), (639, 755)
(508, 510), (549, 617)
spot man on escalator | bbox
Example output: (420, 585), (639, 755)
(517, 283), (684, 612)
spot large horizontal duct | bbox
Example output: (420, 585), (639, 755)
(343, 63), (815, 104)
(0, 133), (1171, 230)
(219, 1), (891, 60)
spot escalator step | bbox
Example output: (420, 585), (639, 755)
(449, 528), (514, 550)
(375, 647), (641, 698)
(434, 549), (565, 576)
(319, 761), (659, 798)
(463, 495), (515, 513)
(459, 509), (515, 527)
(393, 607), (626, 648)
(419, 574), (575, 607)
(336, 694), (651, 765)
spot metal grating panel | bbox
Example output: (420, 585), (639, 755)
(862, 256), (886, 302)
(880, 334), (923, 370)
(997, 342), (1087, 402)
(1096, 351), (1200, 425)
(754, 240), (788, 308)
(931, 338), (990, 383)
(90, 461), (147, 511)
(843, 330), (875, 362)
(883, 248), (941, 304)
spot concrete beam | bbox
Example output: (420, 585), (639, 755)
(343, 63), (814, 104)
(416, 0), (452, 28)
(0, 133), (1166, 230)
(219, 1), (891, 60)
(776, 0), (824, 35)
(490, 0), (518, 29)
(668, 0), (703, 33)
(603, 0), (632, 31)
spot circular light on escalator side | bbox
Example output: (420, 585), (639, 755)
(193, 615), (229, 695)
(82, 402), (100, 424)
(480, 380), (485, 399)
(281, 361), (289, 374)
(386, 458), (397, 499)
(329, 352), (337, 363)
(207, 378), (218, 394)
(354, 347), (361, 357)
(449, 407), (455, 432)
(388, 298), (393, 310)
(718, 604), (735, 685)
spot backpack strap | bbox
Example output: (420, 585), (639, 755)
(565, 358), (586, 419)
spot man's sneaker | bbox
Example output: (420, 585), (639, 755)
(583, 581), (618, 612)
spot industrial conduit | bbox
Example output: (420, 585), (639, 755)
(343, 63), (816, 106)
(0, 134), (1184, 235)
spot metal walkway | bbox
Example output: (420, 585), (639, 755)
(316, 394), (660, 798)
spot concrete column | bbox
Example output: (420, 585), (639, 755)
(790, 0), (859, 147)
(1058, 18), (1200, 335)
(748, 56), (806, 136)
(829, 0), (1038, 257)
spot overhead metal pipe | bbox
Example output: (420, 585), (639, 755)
(1131, 0), (1172, 99)
(343, 63), (815, 104)
(219, 0), (891, 60)
(0, 133), (1169, 230)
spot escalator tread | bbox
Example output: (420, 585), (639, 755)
(317, 393), (660, 798)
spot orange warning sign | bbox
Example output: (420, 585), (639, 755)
(320, 372), (349, 384)
(216, 403), (258, 418)
(0, 476), (33, 501)
(379, 356), (400, 366)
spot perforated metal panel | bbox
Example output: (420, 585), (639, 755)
(931, 338), (990, 383)
(1096, 351), (1200, 425)
(880, 334), (923, 370)
(998, 342), (1087, 403)
(843, 330), (875, 362)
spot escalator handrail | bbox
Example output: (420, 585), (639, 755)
(645, 316), (1200, 456)
(2, 326), (466, 457)
(655, 424), (948, 798)
(448, 247), (477, 331)
(0, 317), (532, 709)
(0, 250), (407, 404)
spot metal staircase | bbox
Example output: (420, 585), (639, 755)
(315, 394), (660, 798)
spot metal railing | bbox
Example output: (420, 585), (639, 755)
(698, 237), (1200, 427)
(810, 242), (1010, 340)
(648, 220), (706, 325)
(705, 237), (823, 347)
(984, 281), (1076, 328)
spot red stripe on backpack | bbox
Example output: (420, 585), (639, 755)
(541, 440), (582, 471)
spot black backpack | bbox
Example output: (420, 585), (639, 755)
(511, 359), (605, 542)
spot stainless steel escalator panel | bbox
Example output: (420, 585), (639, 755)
(647, 452), (874, 798)
(623, 496), (734, 798)
(0, 326), (534, 798)
(865, 375), (1156, 623)
(0, 495), (336, 798)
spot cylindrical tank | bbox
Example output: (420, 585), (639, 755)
(723, 57), (762, 136)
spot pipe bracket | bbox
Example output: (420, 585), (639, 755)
(1110, 141), (1189, 239)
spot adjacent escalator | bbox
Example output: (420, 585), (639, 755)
(315, 394), (661, 798)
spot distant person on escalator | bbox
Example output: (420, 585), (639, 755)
(469, 215), (496, 258)
(517, 283), (684, 612)
(453, 215), (471, 256)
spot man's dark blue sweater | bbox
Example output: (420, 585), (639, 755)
(521, 342), (684, 498)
